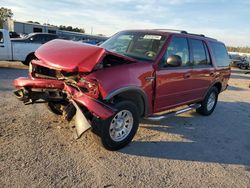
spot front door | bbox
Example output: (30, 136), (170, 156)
(154, 36), (194, 113)
(0, 31), (10, 60)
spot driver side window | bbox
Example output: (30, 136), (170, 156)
(161, 37), (190, 68)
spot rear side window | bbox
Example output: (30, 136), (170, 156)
(209, 42), (230, 67)
(190, 39), (210, 65)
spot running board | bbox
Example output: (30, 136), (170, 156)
(145, 104), (201, 121)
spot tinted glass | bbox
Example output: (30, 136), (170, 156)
(29, 35), (40, 43)
(190, 39), (208, 65)
(44, 35), (50, 42)
(101, 32), (167, 61)
(209, 42), (230, 67)
(162, 37), (190, 67)
(0, 32), (3, 43)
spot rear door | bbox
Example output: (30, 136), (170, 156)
(189, 38), (215, 99)
(154, 36), (194, 113)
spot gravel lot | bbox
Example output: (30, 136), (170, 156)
(0, 62), (250, 187)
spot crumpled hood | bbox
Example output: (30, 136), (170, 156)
(35, 39), (106, 72)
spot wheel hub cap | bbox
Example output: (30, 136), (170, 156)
(207, 92), (216, 111)
(109, 110), (133, 142)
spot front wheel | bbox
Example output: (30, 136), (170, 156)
(93, 100), (139, 150)
(46, 102), (64, 115)
(196, 86), (218, 116)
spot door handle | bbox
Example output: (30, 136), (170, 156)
(145, 76), (155, 81)
(0, 45), (5, 48)
(183, 73), (191, 79)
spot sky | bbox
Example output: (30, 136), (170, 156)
(1, 0), (250, 46)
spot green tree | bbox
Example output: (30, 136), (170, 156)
(227, 46), (250, 53)
(59, 25), (85, 33)
(27, 21), (40, 24)
(0, 7), (13, 28)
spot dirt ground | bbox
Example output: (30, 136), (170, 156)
(0, 63), (250, 187)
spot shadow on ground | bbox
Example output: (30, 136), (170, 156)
(227, 85), (248, 91)
(231, 69), (250, 74)
(230, 74), (250, 80)
(121, 101), (250, 170)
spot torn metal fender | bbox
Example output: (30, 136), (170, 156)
(71, 100), (91, 139)
(64, 84), (116, 120)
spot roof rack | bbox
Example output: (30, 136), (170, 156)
(153, 29), (207, 37)
(153, 29), (188, 34)
(187, 33), (205, 37)
(152, 29), (217, 41)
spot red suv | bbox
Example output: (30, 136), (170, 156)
(13, 29), (231, 150)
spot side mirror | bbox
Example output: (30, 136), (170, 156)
(166, 55), (182, 67)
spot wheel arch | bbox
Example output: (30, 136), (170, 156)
(213, 82), (222, 93)
(104, 86), (148, 117)
(23, 52), (36, 65)
(203, 81), (222, 100)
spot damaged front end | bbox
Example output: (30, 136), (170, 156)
(13, 73), (116, 138)
(13, 42), (120, 137)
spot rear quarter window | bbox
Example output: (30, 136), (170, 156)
(209, 41), (230, 67)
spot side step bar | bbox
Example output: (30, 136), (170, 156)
(145, 104), (201, 121)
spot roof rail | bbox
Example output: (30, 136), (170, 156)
(152, 29), (188, 34)
(187, 33), (205, 37)
(152, 29), (217, 40)
(153, 29), (207, 36)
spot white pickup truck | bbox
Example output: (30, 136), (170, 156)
(0, 29), (58, 65)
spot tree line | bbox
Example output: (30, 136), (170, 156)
(227, 46), (250, 54)
(27, 21), (85, 33)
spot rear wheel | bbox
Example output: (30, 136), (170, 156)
(93, 100), (139, 150)
(196, 86), (218, 116)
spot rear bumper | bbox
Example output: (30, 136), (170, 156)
(13, 77), (115, 119)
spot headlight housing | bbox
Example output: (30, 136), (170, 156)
(77, 77), (99, 98)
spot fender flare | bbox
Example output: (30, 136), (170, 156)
(104, 86), (149, 115)
(203, 81), (222, 99)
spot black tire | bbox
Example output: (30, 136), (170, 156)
(196, 86), (218, 116)
(92, 100), (139, 150)
(239, 65), (244, 69)
(46, 102), (64, 115)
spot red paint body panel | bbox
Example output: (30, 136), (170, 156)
(35, 39), (106, 72)
(155, 68), (197, 112)
(87, 62), (154, 114)
(73, 95), (115, 119)
(63, 84), (115, 119)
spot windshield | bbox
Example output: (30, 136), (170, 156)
(101, 31), (167, 61)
